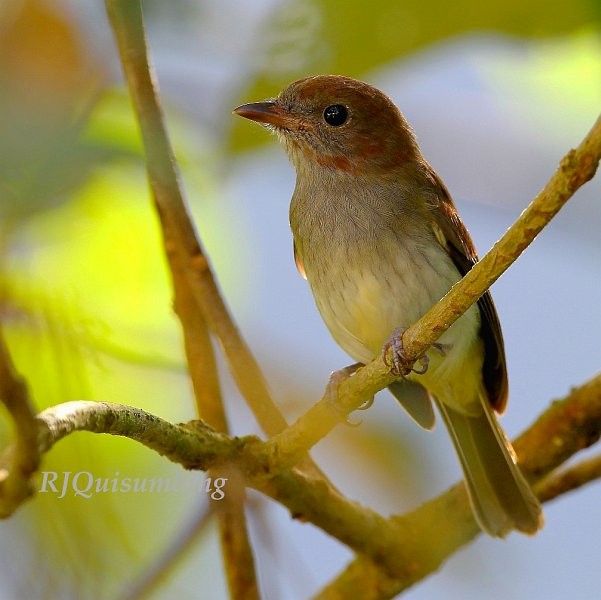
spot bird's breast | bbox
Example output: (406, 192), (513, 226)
(290, 194), (465, 364)
(289, 175), (484, 409)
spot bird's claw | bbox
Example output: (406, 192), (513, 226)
(382, 327), (414, 377)
(325, 362), (371, 426)
(383, 327), (450, 377)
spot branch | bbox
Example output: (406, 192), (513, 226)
(535, 454), (601, 503)
(316, 372), (601, 599)
(262, 113), (601, 469)
(1, 370), (599, 588)
(402, 115), (601, 361)
(32, 401), (239, 471)
(103, 2), (263, 595)
(0, 327), (40, 517)
(172, 245), (259, 598)
(104, 0), (288, 440)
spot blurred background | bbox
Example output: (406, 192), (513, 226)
(0, 0), (600, 598)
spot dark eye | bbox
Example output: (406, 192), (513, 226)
(323, 104), (348, 126)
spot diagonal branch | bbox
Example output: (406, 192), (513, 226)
(535, 453), (601, 503)
(400, 114), (601, 361)
(104, 2), (261, 595)
(104, 0), (287, 440)
(315, 371), (601, 599)
(169, 235), (259, 598)
(261, 113), (601, 470)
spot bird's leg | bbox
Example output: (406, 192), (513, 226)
(324, 362), (373, 426)
(383, 327), (450, 377)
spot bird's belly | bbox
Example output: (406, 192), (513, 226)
(307, 242), (480, 374)
(314, 266), (420, 363)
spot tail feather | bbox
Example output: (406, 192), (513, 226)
(437, 397), (543, 537)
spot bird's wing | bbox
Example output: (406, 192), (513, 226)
(425, 165), (508, 413)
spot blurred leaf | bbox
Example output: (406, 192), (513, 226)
(229, 0), (601, 151)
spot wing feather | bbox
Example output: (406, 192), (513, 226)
(424, 165), (508, 412)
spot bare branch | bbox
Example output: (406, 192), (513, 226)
(104, 2), (268, 595)
(535, 454), (601, 503)
(401, 114), (601, 361)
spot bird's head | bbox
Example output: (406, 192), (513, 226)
(233, 75), (421, 176)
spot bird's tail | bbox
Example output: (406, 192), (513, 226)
(437, 396), (543, 537)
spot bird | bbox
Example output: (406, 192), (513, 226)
(233, 74), (543, 537)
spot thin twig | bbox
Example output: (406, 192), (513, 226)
(104, 2), (336, 591)
(103, 2), (263, 595)
(164, 219), (258, 599)
(261, 113), (601, 469)
(535, 454), (601, 503)
(0, 327), (40, 517)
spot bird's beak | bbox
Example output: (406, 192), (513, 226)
(232, 101), (302, 131)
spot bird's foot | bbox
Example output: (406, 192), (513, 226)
(383, 327), (450, 377)
(325, 362), (371, 426)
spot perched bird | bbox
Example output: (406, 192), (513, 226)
(233, 75), (543, 537)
